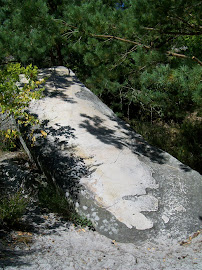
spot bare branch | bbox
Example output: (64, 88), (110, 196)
(192, 56), (202, 66)
(54, 19), (77, 29)
(110, 45), (138, 70)
(91, 34), (151, 49)
(167, 52), (202, 66)
(167, 51), (189, 58)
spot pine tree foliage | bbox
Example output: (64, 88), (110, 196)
(0, 0), (201, 169)
(60, 0), (202, 121)
(1, 0), (201, 120)
(0, 0), (62, 65)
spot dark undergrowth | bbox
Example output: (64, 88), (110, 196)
(128, 117), (202, 174)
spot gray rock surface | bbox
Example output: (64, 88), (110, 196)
(0, 112), (15, 132)
(22, 66), (201, 243)
(0, 149), (201, 270)
(0, 152), (37, 194)
(1, 215), (202, 270)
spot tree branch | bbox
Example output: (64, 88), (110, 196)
(192, 56), (202, 66)
(162, 31), (201, 36)
(172, 16), (202, 30)
(167, 51), (189, 58)
(61, 23), (202, 66)
(92, 33), (202, 65)
(91, 34), (151, 49)
(167, 52), (202, 65)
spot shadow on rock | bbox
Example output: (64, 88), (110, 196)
(0, 247), (37, 269)
(79, 114), (125, 150)
(79, 113), (168, 165)
(40, 68), (78, 103)
(21, 120), (88, 204)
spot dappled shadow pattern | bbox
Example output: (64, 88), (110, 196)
(22, 121), (88, 203)
(0, 155), (40, 198)
(40, 68), (77, 103)
(39, 67), (86, 103)
(0, 247), (37, 268)
(79, 114), (125, 150)
(41, 121), (76, 149)
(21, 206), (72, 235)
(130, 140), (166, 164)
(79, 113), (168, 164)
(0, 152), (72, 268)
(108, 115), (167, 164)
(0, 208), (71, 269)
(179, 164), (192, 172)
(37, 67), (168, 165)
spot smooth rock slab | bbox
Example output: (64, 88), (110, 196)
(24, 66), (201, 243)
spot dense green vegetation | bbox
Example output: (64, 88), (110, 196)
(0, 0), (201, 172)
(0, 63), (44, 148)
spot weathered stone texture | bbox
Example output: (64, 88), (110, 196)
(21, 66), (201, 243)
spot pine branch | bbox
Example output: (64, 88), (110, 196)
(192, 56), (202, 66)
(91, 33), (202, 65)
(162, 31), (202, 36)
(91, 34), (151, 49)
(61, 22), (202, 66)
(167, 52), (202, 66)
(185, 1), (202, 12)
(54, 19), (77, 29)
(167, 51), (189, 58)
(110, 45), (138, 70)
(170, 16), (202, 30)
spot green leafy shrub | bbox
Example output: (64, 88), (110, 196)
(70, 212), (94, 229)
(0, 129), (18, 150)
(0, 63), (44, 148)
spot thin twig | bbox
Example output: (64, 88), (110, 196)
(110, 45), (138, 70)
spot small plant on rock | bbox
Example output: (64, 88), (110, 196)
(0, 189), (28, 226)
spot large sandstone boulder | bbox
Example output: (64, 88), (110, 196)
(21, 66), (201, 243)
